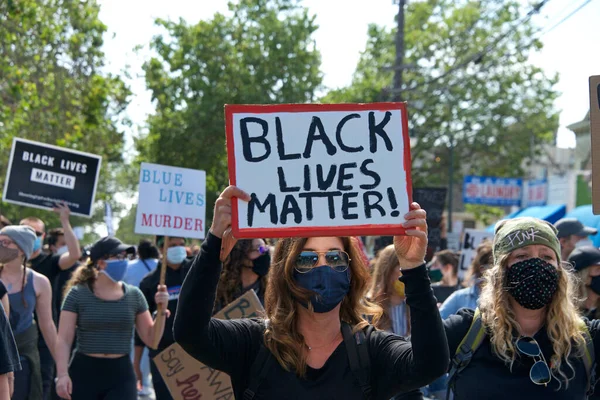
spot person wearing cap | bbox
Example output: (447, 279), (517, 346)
(568, 246), (600, 320)
(55, 236), (169, 400)
(0, 225), (58, 400)
(555, 218), (598, 261)
(444, 217), (600, 399)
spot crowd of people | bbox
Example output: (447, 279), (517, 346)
(0, 191), (600, 400)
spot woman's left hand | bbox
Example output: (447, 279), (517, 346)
(394, 202), (428, 270)
(154, 285), (170, 317)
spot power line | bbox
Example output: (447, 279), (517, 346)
(396, 0), (553, 94)
(541, 0), (593, 35)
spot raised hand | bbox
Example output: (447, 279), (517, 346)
(394, 202), (428, 269)
(210, 186), (251, 238)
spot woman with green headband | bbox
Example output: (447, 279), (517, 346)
(444, 217), (600, 399)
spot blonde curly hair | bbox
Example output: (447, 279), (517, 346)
(479, 254), (585, 389)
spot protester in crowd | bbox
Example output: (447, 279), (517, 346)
(174, 186), (449, 399)
(0, 301), (21, 399)
(368, 244), (423, 400)
(55, 236), (169, 400)
(568, 246), (600, 320)
(21, 204), (81, 400)
(0, 225), (58, 400)
(125, 239), (158, 398)
(555, 218), (597, 261)
(430, 250), (460, 304)
(368, 244), (410, 336)
(445, 217), (600, 399)
(439, 241), (493, 319)
(214, 237), (271, 313)
(0, 215), (12, 229)
(138, 236), (190, 400)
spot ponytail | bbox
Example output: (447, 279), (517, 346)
(0, 256), (29, 308)
(63, 259), (98, 300)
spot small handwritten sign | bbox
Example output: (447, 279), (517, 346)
(154, 290), (264, 400)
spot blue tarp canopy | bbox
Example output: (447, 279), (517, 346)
(486, 204), (567, 232)
(565, 205), (600, 247)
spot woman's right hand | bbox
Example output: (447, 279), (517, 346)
(56, 375), (72, 399)
(210, 186), (251, 238)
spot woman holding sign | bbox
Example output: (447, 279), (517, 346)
(55, 236), (169, 400)
(174, 186), (449, 400)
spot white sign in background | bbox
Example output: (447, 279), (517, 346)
(231, 109), (410, 230)
(458, 229), (493, 279)
(135, 162), (206, 239)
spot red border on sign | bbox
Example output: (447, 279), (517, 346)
(225, 103), (413, 239)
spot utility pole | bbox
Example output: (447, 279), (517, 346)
(393, 0), (406, 102)
(448, 135), (454, 233)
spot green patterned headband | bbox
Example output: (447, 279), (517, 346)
(492, 217), (561, 264)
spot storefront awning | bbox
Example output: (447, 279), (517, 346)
(486, 204), (567, 232)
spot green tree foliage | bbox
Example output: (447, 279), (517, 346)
(324, 0), (559, 188)
(0, 0), (130, 228)
(137, 0), (323, 223)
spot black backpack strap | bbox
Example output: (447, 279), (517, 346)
(342, 322), (373, 400)
(446, 308), (485, 400)
(243, 344), (274, 400)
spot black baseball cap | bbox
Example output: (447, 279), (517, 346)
(567, 246), (600, 272)
(90, 236), (135, 262)
(554, 218), (597, 239)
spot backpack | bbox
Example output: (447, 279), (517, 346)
(446, 308), (596, 400)
(243, 322), (374, 400)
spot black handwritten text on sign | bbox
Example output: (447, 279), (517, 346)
(227, 104), (412, 237)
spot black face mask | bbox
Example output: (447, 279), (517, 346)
(251, 252), (271, 277)
(505, 257), (559, 310)
(589, 275), (600, 296)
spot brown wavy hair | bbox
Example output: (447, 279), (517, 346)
(479, 254), (585, 389)
(368, 244), (409, 333)
(576, 268), (600, 319)
(216, 239), (268, 309)
(63, 259), (98, 299)
(264, 236), (382, 377)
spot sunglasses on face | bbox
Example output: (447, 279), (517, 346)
(295, 250), (351, 273)
(105, 253), (134, 261)
(35, 231), (44, 237)
(251, 245), (268, 255)
(515, 336), (551, 387)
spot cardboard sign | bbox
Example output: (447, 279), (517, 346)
(2, 138), (101, 217)
(463, 176), (522, 207)
(458, 229), (493, 279)
(135, 162), (207, 239)
(154, 290), (264, 400)
(225, 103), (412, 238)
(590, 76), (600, 215)
(413, 187), (447, 259)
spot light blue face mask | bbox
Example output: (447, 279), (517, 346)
(167, 246), (187, 265)
(101, 259), (128, 282)
(32, 236), (42, 252)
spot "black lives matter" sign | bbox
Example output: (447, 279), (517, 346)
(2, 138), (102, 217)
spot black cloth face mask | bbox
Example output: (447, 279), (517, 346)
(250, 252), (271, 277)
(505, 257), (559, 310)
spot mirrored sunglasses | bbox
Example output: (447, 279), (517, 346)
(516, 336), (551, 386)
(295, 250), (350, 273)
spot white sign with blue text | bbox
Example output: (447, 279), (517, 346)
(135, 162), (206, 239)
(463, 176), (522, 207)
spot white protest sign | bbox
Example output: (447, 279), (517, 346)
(225, 103), (412, 238)
(135, 162), (206, 239)
(458, 229), (493, 279)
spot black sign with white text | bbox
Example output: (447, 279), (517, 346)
(2, 138), (102, 217)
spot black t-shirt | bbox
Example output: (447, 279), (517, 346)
(444, 308), (600, 400)
(173, 233), (450, 400)
(432, 283), (460, 304)
(0, 302), (21, 375)
(139, 258), (191, 351)
(0, 281), (6, 300)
